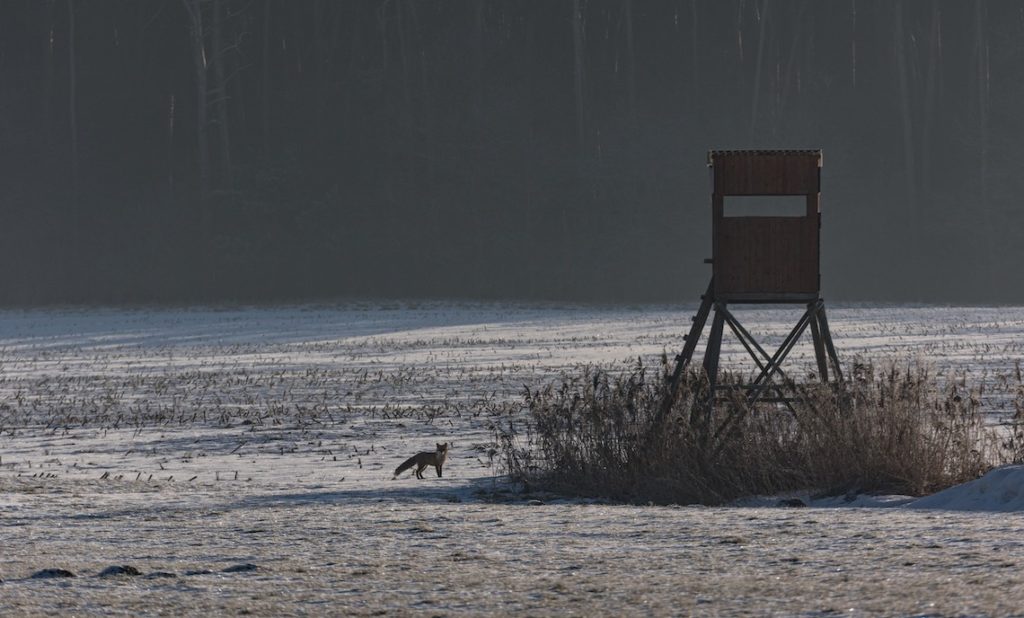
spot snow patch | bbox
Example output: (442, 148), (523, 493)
(907, 465), (1024, 512)
(733, 468), (1024, 512)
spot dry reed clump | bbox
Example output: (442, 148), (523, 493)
(498, 358), (1008, 505)
(1003, 361), (1024, 464)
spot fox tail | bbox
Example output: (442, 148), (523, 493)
(393, 456), (417, 478)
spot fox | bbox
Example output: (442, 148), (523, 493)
(393, 442), (449, 479)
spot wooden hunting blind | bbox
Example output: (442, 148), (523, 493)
(664, 149), (841, 427)
(711, 150), (821, 302)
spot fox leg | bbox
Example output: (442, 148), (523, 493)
(415, 463), (426, 479)
(435, 464), (442, 478)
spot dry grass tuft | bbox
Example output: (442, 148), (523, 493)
(498, 358), (1012, 505)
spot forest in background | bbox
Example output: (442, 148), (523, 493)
(1, 1), (1022, 305)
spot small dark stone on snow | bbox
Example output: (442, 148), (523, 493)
(30, 568), (76, 579)
(777, 498), (807, 508)
(222, 563), (258, 573)
(98, 565), (141, 577)
(184, 569), (214, 576)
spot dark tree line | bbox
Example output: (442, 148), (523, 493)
(1, 1), (1022, 305)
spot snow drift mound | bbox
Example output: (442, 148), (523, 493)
(908, 465), (1024, 512)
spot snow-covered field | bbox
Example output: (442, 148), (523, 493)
(2, 302), (1024, 615)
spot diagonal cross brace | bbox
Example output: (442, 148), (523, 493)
(743, 300), (821, 407)
(709, 302), (819, 454)
(716, 303), (799, 416)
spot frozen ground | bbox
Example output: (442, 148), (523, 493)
(2, 302), (1024, 615)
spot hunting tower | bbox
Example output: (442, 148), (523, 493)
(665, 150), (841, 415)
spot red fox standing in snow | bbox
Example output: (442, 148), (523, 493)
(393, 442), (448, 479)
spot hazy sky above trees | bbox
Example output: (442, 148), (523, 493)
(0, 1), (1021, 305)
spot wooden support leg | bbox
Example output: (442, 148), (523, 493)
(808, 301), (830, 383)
(817, 306), (843, 382)
(702, 305), (726, 378)
(662, 279), (714, 416)
(695, 307), (725, 437)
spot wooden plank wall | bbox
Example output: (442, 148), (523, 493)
(711, 151), (820, 196)
(711, 151), (821, 300)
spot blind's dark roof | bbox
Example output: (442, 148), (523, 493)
(707, 149), (822, 164)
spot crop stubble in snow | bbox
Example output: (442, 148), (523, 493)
(2, 303), (1024, 615)
(4, 481), (1024, 616)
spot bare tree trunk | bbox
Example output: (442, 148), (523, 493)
(262, 0), (271, 163)
(474, 1), (484, 122)
(66, 0), (80, 297)
(184, 0), (209, 205)
(471, 1), (486, 288)
(43, 1), (56, 145)
(624, 0), (636, 128)
(409, 3), (435, 187)
(167, 94), (176, 195)
(572, 0), (586, 154)
(521, 17), (538, 296)
(313, 0), (327, 129)
(396, 0), (413, 130)
(736, 0), (744, 62)
(183, 0), (213, 293)
(183, 0), (210, 205)
(690, 0), (699, 107)
(567, 0), (586, 277)
(778, 1), (808, 131)
(850, 0), (856, 87)
(211, 0), (233, 193)
(344, 8), (359, 137)
(892, 1), (918, 269)
(772, 17), (781, 139)
(68, 0), (79, 207)
(749, 0), (769, 142)
(410, 1), (432, 177)
(393, 0), (417, 254)
(974, 1), (996, 295)
(921, 5), (940, 190)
